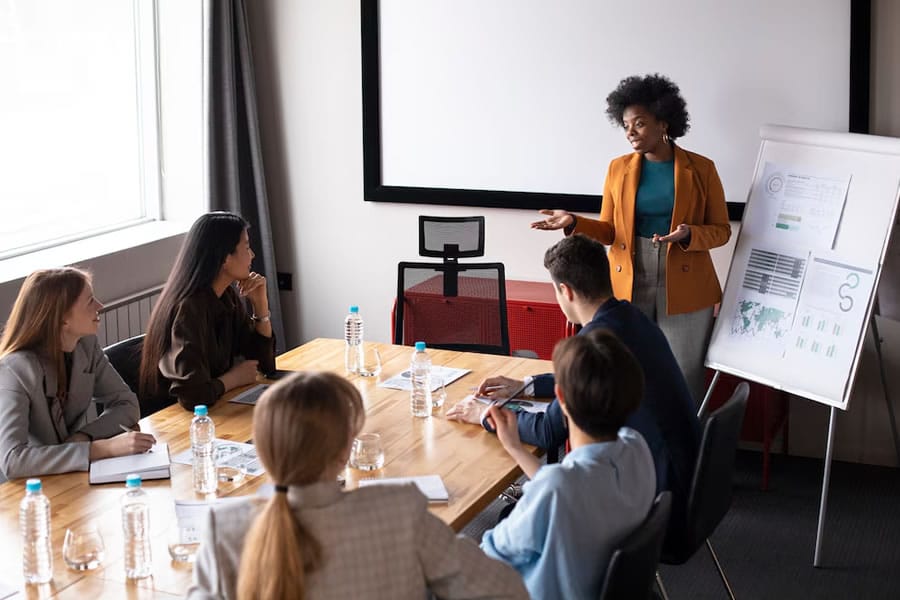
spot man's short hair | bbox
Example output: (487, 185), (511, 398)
(552, 329), (644, 438)
(543, 234), (613, 300)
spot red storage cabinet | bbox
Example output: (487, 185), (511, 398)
(505, 280), (568, 360)
(392, 279), (569, 360)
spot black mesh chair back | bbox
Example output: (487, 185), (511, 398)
(394, 261), (510, 355)
(598, 491), (672, 600)
(664, 382), (749, 563)
(657, 383), (748, 600)
(103, 335), (147, 416)
(419, 216), (485, 259)
(685, 382), (749, 555)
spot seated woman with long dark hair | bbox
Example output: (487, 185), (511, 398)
(0, 268), (154, 481)
(140, 212), (275, 414)
(188, 371), (527, 600)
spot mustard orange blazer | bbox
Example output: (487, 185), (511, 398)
(573, 145), (731, 315)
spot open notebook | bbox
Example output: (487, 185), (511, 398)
(89, 443), (171, 484)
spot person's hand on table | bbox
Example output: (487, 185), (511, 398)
(530, 209), (574, 231)
(652, 223), (691, 245)
(475, 376), (525, 400)
(90, 430), (156, 460)
(218, 359), (260, 392)
(485, 404), (541, 478)
(445, 396), (488, 425)
(485, 405), (523, 453)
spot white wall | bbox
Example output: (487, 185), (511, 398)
(249, 0), (899, 465)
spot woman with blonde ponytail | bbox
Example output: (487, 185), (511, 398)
(188, 371), (527, 600)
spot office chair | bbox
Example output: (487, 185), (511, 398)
(394, 216), (512, 355)
(598, 491), (672, 600)
(657, 382), (749, 600)
(103, 335), (149, 417)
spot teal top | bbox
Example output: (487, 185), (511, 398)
(635, 157), (675, 239)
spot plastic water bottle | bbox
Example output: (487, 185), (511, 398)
(121, 474), (152, 579)
(191, 405), (217, 494)
(20, 478), (52, 584)
(344, 305), (364, 374)
(410, 341), (433, 418)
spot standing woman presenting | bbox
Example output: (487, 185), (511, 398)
(533, 74), (731, 403)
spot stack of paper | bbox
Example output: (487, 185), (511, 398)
(358, 475), (449, 503)
(89, 443), (171, 484)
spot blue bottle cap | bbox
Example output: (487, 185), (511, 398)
(349, 305), (359, 313)
(194, 405), (208, 417)
(125, 474), (142, 488)
(415, 341), (426, 351)
(25, 479), (41, 492)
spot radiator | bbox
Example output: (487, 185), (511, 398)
(97, 286), (163, 347)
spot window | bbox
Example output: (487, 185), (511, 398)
(0, 0), (192, 260)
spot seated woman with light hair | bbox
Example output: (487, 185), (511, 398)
(0, 268), (155, 481)
(188, 371), (527, 600)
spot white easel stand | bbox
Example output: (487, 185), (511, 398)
(814, 312), (899, 567)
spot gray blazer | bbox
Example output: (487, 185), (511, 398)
(0, 335), (140, 481)
(188, 481), (528, 600)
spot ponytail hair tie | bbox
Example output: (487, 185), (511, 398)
(274, 484), (288, 494)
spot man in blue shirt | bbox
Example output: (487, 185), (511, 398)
(448, 234), (700, 551)
(479, 328), (656, 599)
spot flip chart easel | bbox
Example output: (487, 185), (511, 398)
(702, 125), (900, 567)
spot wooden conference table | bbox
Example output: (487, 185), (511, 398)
(0, 338), (550, 599)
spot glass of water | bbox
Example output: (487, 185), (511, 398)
(432, 376), (447, 410)
(168, 525), (201, 563)
(358, 345), (382, 378)
(63, 525), (105, 571)
(349, 433), (385, 471)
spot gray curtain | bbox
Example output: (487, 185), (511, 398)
(205, 0), (285, 351)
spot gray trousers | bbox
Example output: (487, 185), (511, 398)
(631, 236), (714, 405)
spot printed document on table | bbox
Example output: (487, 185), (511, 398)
(0, 580), (18, 599)
(174, 497), (248, 544)
(750, 162), (850, 250)
(783, 255), (876, 401)
(380, 366), (470, 391)
(171, 439), (265, 477)
(470, 394), (550, 414)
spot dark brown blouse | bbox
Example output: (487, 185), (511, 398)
(149, 287), (275, 413)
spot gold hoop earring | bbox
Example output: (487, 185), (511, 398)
(663, 133), (670, 145)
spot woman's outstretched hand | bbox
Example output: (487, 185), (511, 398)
(530, 209), (574, 231)
(652, 223), (691, 245)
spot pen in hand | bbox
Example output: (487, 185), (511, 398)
(119, 424), (156, 451)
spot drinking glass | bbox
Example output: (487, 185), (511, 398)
(432, 376), (447, 409)
(358, 345), (382, 378)
(168, 525), (201, 563)
(214, 442), (246, 485)
(349, 433), (385, 471)
(63, 525), (105, 571)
